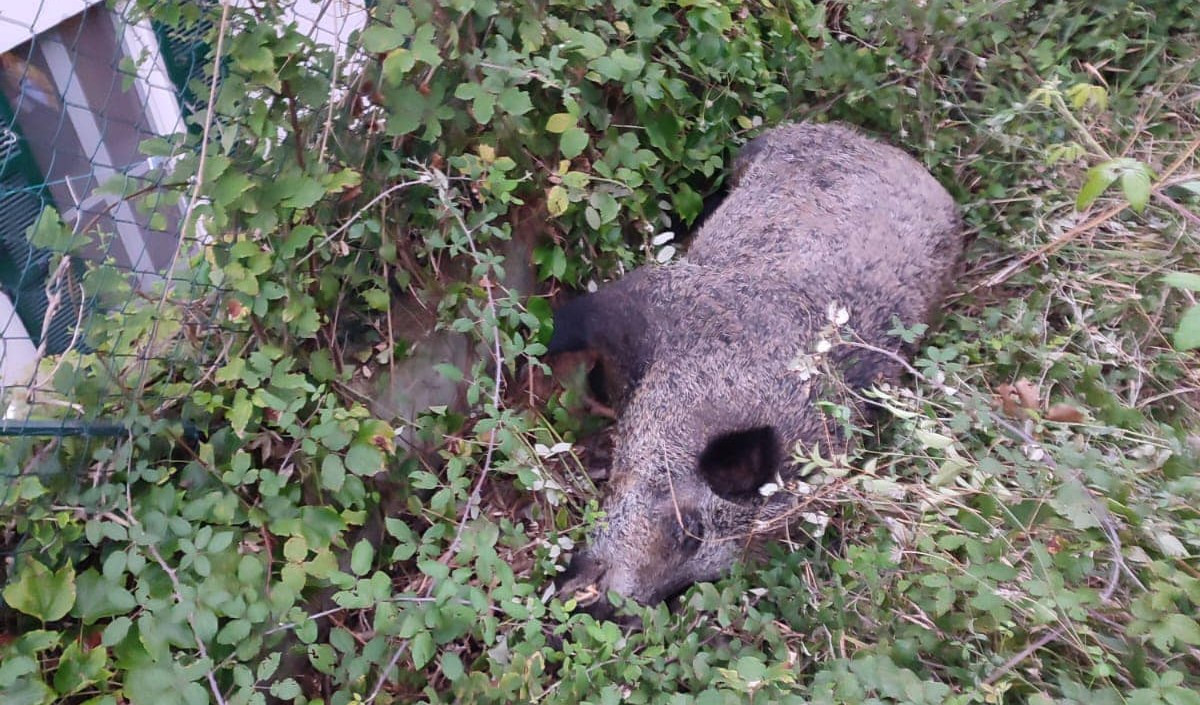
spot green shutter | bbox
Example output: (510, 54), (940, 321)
(0, 94), (79, 355)
(152, 1), (217, 117)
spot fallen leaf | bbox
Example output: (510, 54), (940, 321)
(1014, 378), (1041, 411)
(1045, 403), (1086, 423)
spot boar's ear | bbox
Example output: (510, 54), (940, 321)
(546, 275), (657, 406)
(697, 426), (780, 502)
(546, 295), (595, 356)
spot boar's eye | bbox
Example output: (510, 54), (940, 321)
(672, 509), (705, 555)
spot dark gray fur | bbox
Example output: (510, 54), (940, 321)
(551, 122), (963, 615)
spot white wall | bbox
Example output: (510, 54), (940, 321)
(0, 0), (107, 54)
(281, 0), (367, 49)
(0, 292), (37, 393)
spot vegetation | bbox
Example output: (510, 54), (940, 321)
(2, 0), (1199, 703)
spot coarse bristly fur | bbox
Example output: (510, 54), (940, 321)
(548, 121), (963, 619)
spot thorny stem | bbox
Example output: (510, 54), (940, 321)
(292, 177), (431, 268)
(365, 166), (507, 703)
(146, 542), (228, 705)
(133, 0), (232, 408)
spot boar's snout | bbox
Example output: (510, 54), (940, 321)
(555, 550), (620, 620)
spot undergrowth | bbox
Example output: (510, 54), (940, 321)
(2, 1), (1199, 704)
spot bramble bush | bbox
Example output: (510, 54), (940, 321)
(2, 1), (1200, 704)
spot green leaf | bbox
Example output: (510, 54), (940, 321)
(735, 655), (767, 682)
(350, 540), (375, 576)
(410, 631), (434, 669)
(281, 178), (326, 209)
(410, 24), (441, 67)
(102, 617), (132, 647)
(433, 363), (464, 383)
(362, 8), (414, 52)
(345, 442), (386, 476)
(497, 87), (532, 116)
(320, 454), (346, 491)
(0, 654), (38, 688)
(0, 676), (54, 705)
(27, 206), (79, 253)
(269, 678), (302, 700)
(363, 287), (390, 311)
(283, 536), (308, 562)
(1174, 305), (1200, 351)
(441, 651), (465, 681)
(1052, 481), (1101, 530)
(571, 31), (607, 59)
(228, 388), (253, 437)
(72, 569), (136, 624)
(1076, 164), (1118, 210)
(1121, 168), (1151, 212)
(53, 641), (107, 695)
(672, 183), (703, 224)
(546, 186), (569, 217)
(1165, 613), (1200, 646)
(125, 662), (208, 705)
(3, 559), (75, 622)
(471, 91), (496, 124)
(590, 192), (619, 224)
(382, 48), (415, 83)
(644, 111), (680, 154)
(234, 44), (274, 73)
(1163, 272), (1200, 291)
(545, 113), (576, 133)
(560, 127), (589, 159)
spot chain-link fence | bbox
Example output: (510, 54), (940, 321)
(0, 1), (365, 442)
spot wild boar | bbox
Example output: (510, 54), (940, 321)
(548, 121), (962, 618)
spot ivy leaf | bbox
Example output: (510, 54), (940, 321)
(0, 676), (54, 705)
(362, 9), (414, 52)
(1052, 481), (1101, 530)
(53, 640), (108, 695)
(472, 92), (496, 124)
(26, 206), (80, 253)
(228, 388), (253, 438)
(672, 183), (703, 224)
(362, 24), (406, 52)
(234, 44), (274, 73)
(281, 177), (326, 209)
(3, 559), (75, 622)
(382, 48), (415, 83)
(1164, 614), (1200, 646)
(644, 111), (680, 154)
(571, 31), (607, 59)
(71, 568), (136, 624)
